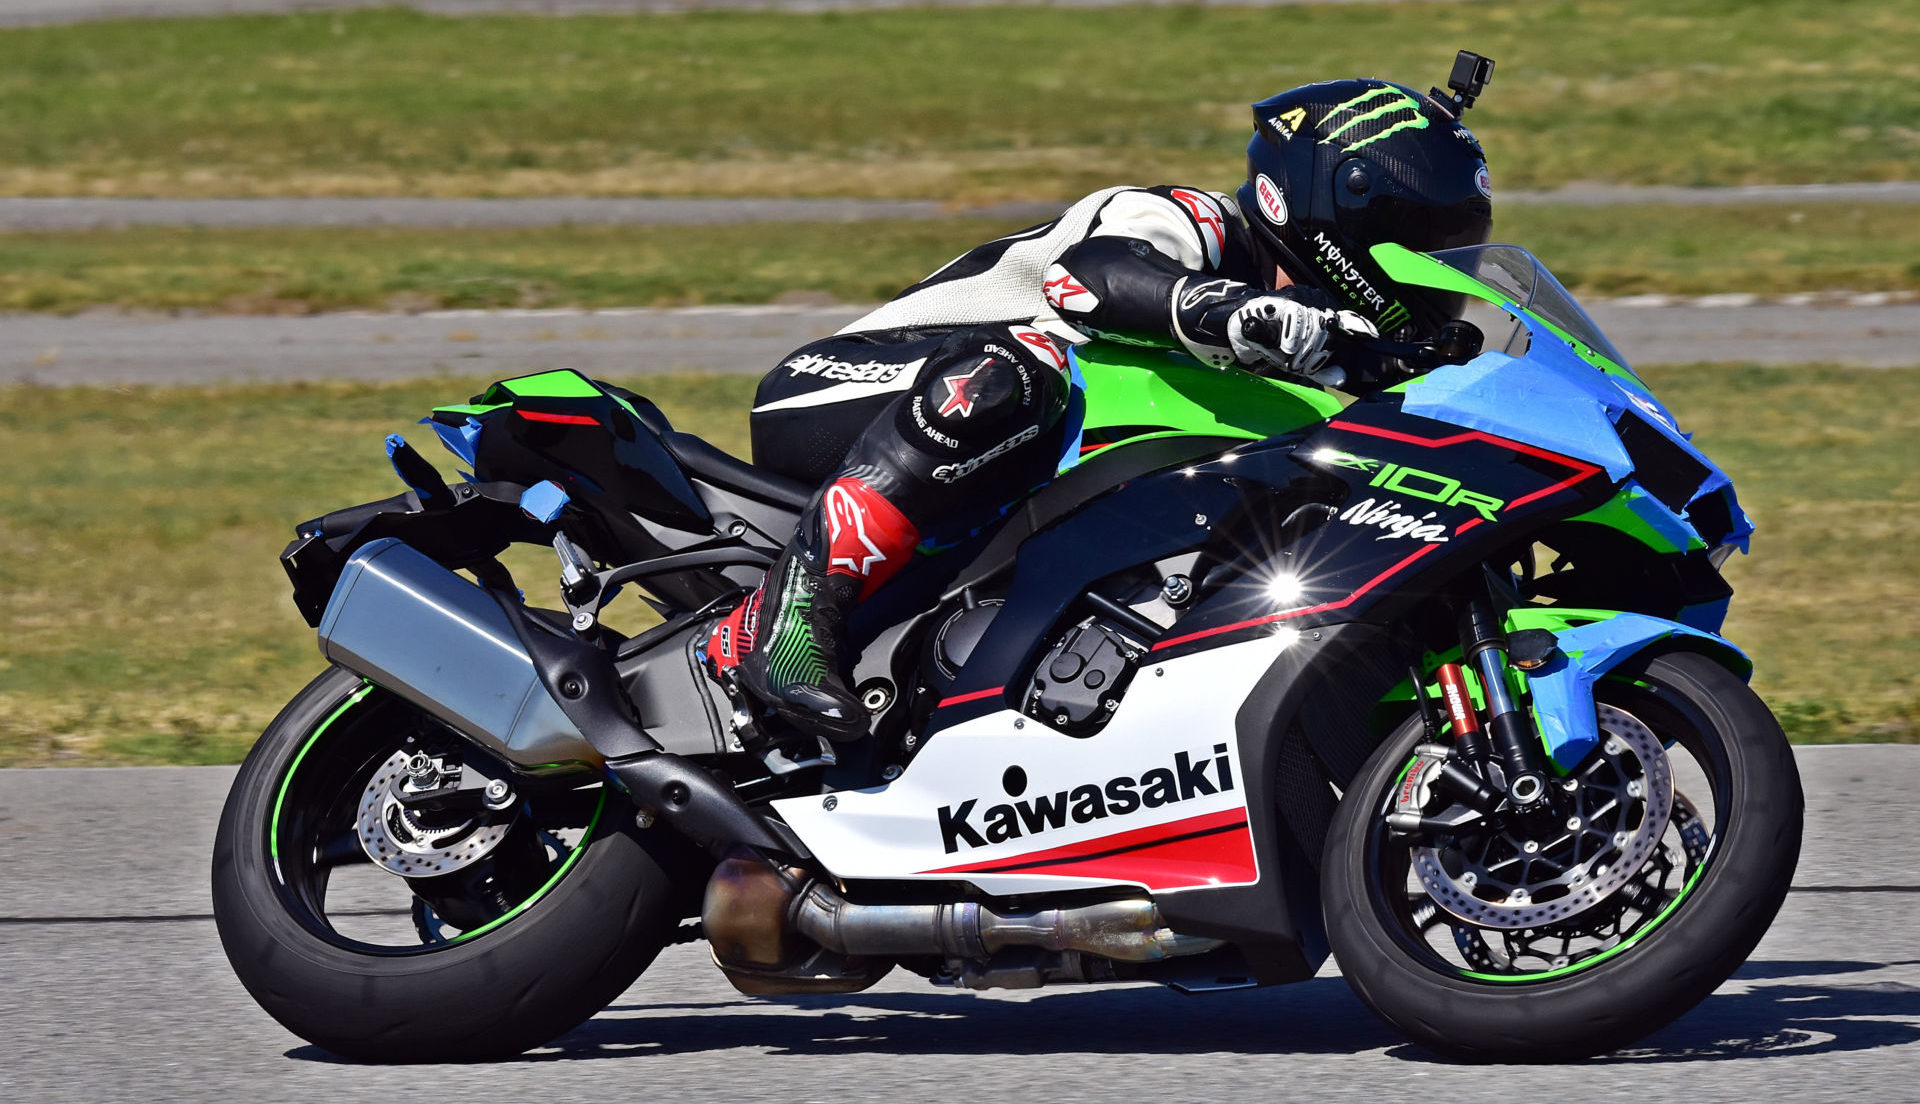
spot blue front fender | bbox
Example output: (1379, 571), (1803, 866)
(1505, 609), (1751, 770)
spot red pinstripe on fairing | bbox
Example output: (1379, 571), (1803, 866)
(921, 806), (1257, 891)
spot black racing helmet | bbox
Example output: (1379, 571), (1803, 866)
(1235, 71), (1494, 342)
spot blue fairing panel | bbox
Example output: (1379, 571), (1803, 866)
(1523, 612), (1751, 769)
(1054, 349), (1090, 475)
(1403, 311), (1753, 554)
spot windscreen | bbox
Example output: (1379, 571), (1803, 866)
(1429, 245), (1631, 369)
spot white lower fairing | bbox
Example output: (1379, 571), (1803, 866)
(773, 631), (1297, 896)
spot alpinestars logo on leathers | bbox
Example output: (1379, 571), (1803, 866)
(937, 744), (1236, 853)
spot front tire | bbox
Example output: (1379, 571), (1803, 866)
(212, 667), (701, 1062)
(1322, 651), (1802, 1062)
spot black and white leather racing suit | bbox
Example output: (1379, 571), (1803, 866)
(750, 184), (1282, 505)
(720, 185), (1331, 741)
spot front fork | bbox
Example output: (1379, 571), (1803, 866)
(1455, 600), (1554, 809)
(1394, 588), (1560, 832)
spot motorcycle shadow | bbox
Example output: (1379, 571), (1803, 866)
(1385, 959), (1920, 1065)
(535, 975), (1397, 1060)
(283, 958), (1920, 1065)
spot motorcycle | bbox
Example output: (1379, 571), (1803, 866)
(212, 241), (1802, 1062)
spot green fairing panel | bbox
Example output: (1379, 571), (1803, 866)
(433, 401), (511, 419)
(1565, 486), (1707, 555)
(1368, 243), (1493, 301)
(433, 368), (640, 422)
(1073, 343), (1343, 444)
(1368, 243), (1643, 386)
(495, 369), (606, 400)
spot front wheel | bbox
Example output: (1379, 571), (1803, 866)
(1322, 651), (1802, 1062)
(212, 667), (703, 1062)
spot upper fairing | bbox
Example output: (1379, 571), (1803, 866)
(1381, 244), (1753, 553)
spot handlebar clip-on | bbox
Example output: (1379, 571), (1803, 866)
(1350, 318), (1485, 386)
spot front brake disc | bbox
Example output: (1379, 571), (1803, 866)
(1410, 703), (1674, 931)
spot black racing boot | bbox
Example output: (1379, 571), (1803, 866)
(736, 472), (923, 743)
(736, 546), (870, 744)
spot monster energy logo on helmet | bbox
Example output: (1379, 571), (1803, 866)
(1318, 85), (1429, 152)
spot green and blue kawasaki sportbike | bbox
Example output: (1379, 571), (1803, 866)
(213, 242), (1802, 1063)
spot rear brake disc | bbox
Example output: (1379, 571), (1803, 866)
(355, 750), (514, 878)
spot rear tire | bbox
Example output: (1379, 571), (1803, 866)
(212, 667), (702, 1062)
(1322, 652), (1802, 1062)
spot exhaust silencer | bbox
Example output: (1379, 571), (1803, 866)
(317, 538), (601, 770)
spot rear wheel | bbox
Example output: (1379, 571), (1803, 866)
(1322, 651), (1802, 1062)
(212, 667), (704, 1062)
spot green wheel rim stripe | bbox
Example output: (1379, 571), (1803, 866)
(1456, 856), (1707, 984)
(270, 681), (375, 861)
(449, 785), (607, 944)
(269, 677), (608, 946)
(1393, 747), (1709, 986)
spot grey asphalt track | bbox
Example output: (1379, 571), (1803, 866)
(0, 746), (1914, 1102)
(4, 299), (1918, 386)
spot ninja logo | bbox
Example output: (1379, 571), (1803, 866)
(1338, 497), (1450, 543)
(936, 744), (1236, 853)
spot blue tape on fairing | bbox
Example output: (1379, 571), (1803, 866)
(1720, 485), (1757, 554)
(1404, 310), (1754, 552)
(1619, 481), (1702, 552)
(1054, 348), (1090, 475)
(1402, 350), (1636, 479)
(1526, 612), (1750, 769)
(384, 433), (442, 502)
(424, 415), (483, 468)
(1677, 597), (1731, 634)
(519, 480), (570, 524)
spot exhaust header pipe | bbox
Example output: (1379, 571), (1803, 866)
(702, 851), (1223, 994)
(790, 880), (1222, 965)
(317, 538), (601, 770)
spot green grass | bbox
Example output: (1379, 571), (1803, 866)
(1506, 204), (1920, 298)
(1, 1), (1917, 201)
(6, 202), (1920, 315)
(0, 220), (1006, 314)
(0, 372), (755, 766)
(1, 363), (1912, 765)
(1638, 364), (1920, 744)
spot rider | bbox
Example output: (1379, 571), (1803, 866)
(708, 75), (1496, 743)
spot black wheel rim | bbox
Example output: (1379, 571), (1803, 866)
(1362, 674), (1736, 985)
(265, 680), (607, 956)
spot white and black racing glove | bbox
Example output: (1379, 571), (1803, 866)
(1169, 279), (1378, 378)
(1225, 292), (1380, 378)
(1045, 235), (1378, 383)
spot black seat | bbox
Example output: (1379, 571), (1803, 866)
(662, 431), (814, 511)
